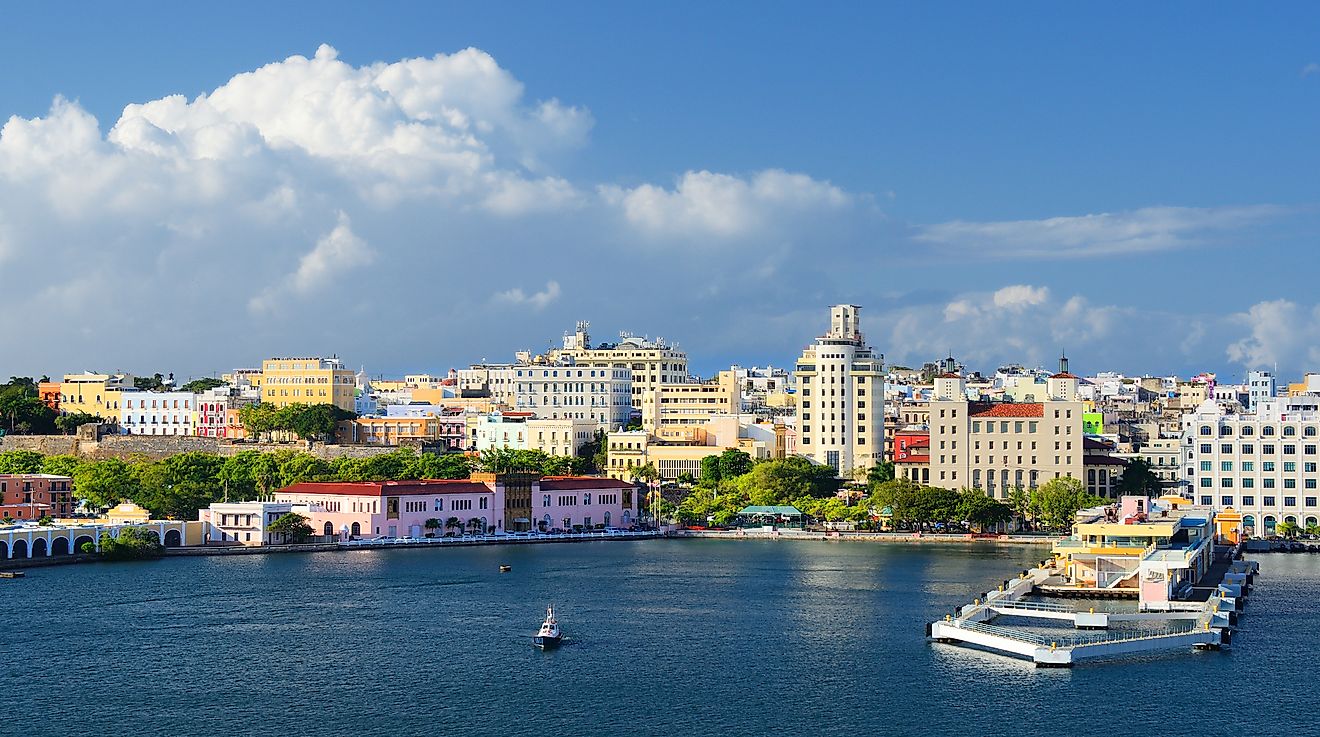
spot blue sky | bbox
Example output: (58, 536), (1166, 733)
(1, 3), (1318, 382)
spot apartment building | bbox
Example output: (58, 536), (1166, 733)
(927, 371), (1090, 498)
(1182, 396), (1320, 535)
(792, 305), (886, 475)
(259, 357), (355, 412)
(640, 370), (739, 431)
(543, 321), (688, 410)
(60, 372), (135, 419)
(473, 364), (631, 430)
(119, 391), (198, 436)
(0, 474), (74, 519)
(473, 412), (598, 457)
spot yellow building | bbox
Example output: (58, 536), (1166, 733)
(641, 370), (739, 431)
(60, 372), (135, 418)
(259, 357), (355, 412)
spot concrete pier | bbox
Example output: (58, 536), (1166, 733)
(928, 558), (1258, 667)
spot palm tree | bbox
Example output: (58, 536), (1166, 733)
(424, 518), (442, 538)
(1277, 520), (1301, 539)
(445, 516), (461, 536)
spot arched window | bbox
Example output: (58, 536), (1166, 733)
(1199, 425), (1212, 436)
(1285, 426), (1297, 437)
(1262, 426), (1276, 437)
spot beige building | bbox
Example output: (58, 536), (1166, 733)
(606, 416), (781, 481)
(792, 305), (886, 475)
(927, 372), (1088, 498)
(60, 372), (135, 418)
(259, 357), (355, 412)
(544, 321), (688, 410)
(641, 370), (739, 431)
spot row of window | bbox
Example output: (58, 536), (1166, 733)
(1198, 477), (1317, 489)
(1197, 424), (1318, 437)
(1199, 461), (1317, 472)
(1200, 495), (1319, 508)
(1191, 443), (1315, 456)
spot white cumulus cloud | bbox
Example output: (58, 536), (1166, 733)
(599, 169), (853, 240)
(493, 281), (561, 311)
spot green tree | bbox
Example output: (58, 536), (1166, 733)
(699, 455), (722, 486)
(72, 458), (140, 509)
(40, 454), (82, 478)
(98, 527), (164, 560)
(867, 461), (896, 486)
(677, 472), (696, 486)
(133, 373), (167, 391)
(1031, 477), (1108, 531)
(278, 453), (334, 486)
(181, 377), (225, 393)
(238, 403), (279, 438)
(0, 377), (58, 434)
(1276, 520), (1301, 539)
(0, 449), (45, 474)
(631, 462), (658, 484)
(1116, 458), (1162, 497)
(54, 412), (102, 434)
(218, 451), (280, 501)
(267, 512), (313, 543)
(717, 448), (753, 480)
(955, 490), (1013, 532)
(1007, 487), (1031, 530)
(407, 452), (472, 480)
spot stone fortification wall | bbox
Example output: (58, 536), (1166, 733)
(1, 432), (402, 461)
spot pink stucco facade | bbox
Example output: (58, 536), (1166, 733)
(274, 476), (638, 539)
(276, 480), (500, 539)
(533, 477), (636, 531)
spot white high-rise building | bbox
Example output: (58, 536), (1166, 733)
(792, 305), (886, 475)
(1183, 396), (1320, 535)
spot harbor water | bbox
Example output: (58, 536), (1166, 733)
(4, 540), (1314, 736)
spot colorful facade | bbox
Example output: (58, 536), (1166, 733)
(0, 474), (74, 520)
(260, 357), (355, 412)
(271, 475), (637, 538)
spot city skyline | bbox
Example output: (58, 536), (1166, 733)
(3, 4), (1320, 379)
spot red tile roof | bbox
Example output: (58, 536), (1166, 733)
(970, 402), (1044, 418)
(278, 480), (492, 496)
(1050, 372), (1078, 379)
(539, 476), (635, 490)
(895, 454), (930, 464)
(937, 372), (962, 379)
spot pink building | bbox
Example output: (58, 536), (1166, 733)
(273, 475), (638, 539)
(276, 480), (499, 539)
(534, 477), (636, 532)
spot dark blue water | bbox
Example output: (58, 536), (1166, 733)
(3, 541), (1312, 736)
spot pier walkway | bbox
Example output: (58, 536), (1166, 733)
(928, 558), (1257, 666)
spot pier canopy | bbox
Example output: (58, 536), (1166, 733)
(737, 505), (804, 528)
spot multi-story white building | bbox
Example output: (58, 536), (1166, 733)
(488, 365), (632, 430)
(543, 322), (688, 410)
(120, 391), (199, 436)
(792, 305), (886, 475)
(474, 413), (598, 457)
(1182, 396), (1320, 535)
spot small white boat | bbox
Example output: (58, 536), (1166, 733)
(533, 605), (562, 649)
